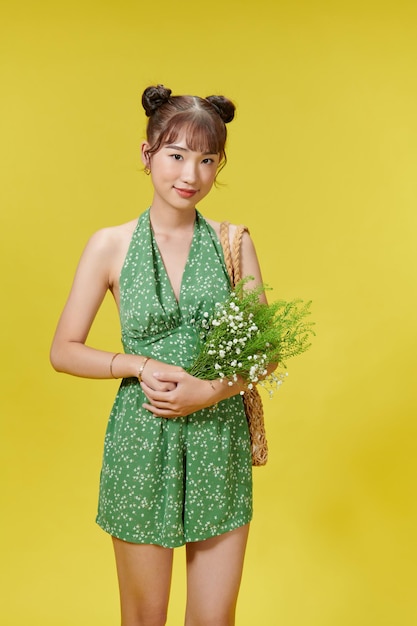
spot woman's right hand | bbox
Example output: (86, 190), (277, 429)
(139, 358), (184, 393)
(107, 353), (182, 392)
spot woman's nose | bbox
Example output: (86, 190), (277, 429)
(181, 162), (198, 184)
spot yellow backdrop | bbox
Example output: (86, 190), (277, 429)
(1, 1), (416, 624)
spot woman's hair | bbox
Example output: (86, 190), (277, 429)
(141, 84), (236, 169)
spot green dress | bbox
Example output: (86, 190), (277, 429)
(96, 208), (252, 548)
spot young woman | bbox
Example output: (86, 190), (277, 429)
(50, 84), (269, 626)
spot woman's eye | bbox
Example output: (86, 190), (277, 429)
(170, 154), (182, 160)
(202, 158), (214, 164)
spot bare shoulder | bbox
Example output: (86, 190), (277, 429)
(76, 218), (138, 293)
(86, 218), (138, 255)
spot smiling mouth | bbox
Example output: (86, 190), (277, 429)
(174, 187), (198, 197)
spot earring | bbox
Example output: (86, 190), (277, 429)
(144, 166), (151, 175)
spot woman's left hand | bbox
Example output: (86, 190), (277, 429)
(140, 370), (223, 418)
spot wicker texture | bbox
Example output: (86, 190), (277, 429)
(219, 222), (268, 466)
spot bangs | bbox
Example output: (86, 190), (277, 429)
(161, 112), (226, 156)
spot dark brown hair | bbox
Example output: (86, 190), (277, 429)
(142, 85), (235, 170)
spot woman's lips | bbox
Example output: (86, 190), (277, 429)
(174, 187), (197, 198)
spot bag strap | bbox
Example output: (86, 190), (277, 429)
(219, 221), (249, 287)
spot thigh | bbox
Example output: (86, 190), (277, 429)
(112, 536), (174, 626)
(185, 524), (250, 626)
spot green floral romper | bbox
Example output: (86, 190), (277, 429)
(96, 208), (252, 548)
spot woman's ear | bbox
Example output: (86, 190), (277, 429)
(141, 141), (151, 168)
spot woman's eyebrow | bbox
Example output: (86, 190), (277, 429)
(164, 144), (189, 151)
(164, 144), (217, 155)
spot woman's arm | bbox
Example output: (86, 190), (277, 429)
(234, 228), (268, 303)
(239, 229), (277, 374)
(51, 226), (184, 392)
(207, 219), (268, 304)
(50, 227), (143, 379)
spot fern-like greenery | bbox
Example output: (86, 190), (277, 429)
(187, 277), (315, 393)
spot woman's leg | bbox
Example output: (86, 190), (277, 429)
(112, 536), (174, 626)
(184, 524), (250, 626)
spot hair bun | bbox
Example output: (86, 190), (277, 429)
(205, 95), (235, 123)
(142, 84), (172, 117)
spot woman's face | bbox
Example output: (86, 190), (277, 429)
(142, 132), (220, 211)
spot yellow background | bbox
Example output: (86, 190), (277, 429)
(1, 1), (416, 624)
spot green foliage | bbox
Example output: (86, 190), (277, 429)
(187, 277), (315, 393)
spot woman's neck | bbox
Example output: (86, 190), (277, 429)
(149, 203), (197, 234)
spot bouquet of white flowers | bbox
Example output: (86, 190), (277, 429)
(188, 277), (314, 396)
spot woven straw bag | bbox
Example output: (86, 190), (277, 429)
(219, 222), (268, 467)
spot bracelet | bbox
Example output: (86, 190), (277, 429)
(109, 353), (121, 379)
(208, 380), (218, 412)
(137, 356), (150, 383)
